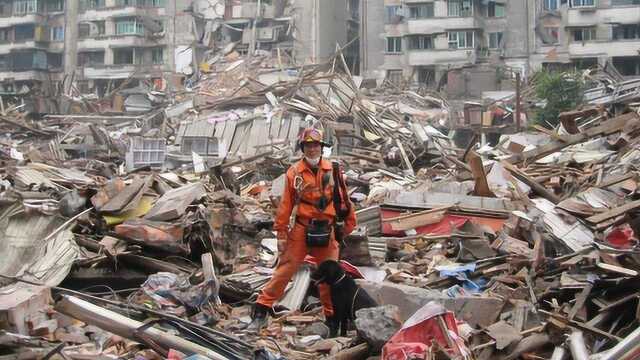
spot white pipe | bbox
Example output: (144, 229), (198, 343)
(568, 331), (590, 360)
(590, 325), (640, 360)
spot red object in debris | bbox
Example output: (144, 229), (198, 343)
(605, 225), (635, 249)
(382, 302), (472, 360)
(380, 209), (506, 237)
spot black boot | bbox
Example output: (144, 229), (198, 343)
(247, 303), (270, 333)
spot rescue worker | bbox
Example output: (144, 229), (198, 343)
(247, 127), (357, 332)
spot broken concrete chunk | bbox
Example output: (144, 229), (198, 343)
(486, 320), (523, 350)
(355, 305), (402, 352)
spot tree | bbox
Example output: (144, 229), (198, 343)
(533, 70), (584, 128)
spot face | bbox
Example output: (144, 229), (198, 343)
(303, 142), (322, 159)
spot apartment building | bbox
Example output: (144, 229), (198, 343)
(362, 0), (640, 92)
(532, 0), (640, 77)
(0, 0), (359, 101)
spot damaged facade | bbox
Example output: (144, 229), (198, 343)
(362, 0), (640, 96)
(0, 0), (360, 106)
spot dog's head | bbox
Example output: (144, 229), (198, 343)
(312, 260), (345, 286)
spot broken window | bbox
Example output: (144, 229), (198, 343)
(448, 0), (472, 17)
(49, 26), (63, 41)
(572, 27), (596, 42)
(151, 47), (163, 64)
(544, 0), (558, 9)
(570, 0), (595, 6)
(487, 2), (505, 17)
(46, 0), (62, 12)
(115, 17), (144, 35)
(386, 37), (402, 53)
(77, 51), (104, 66)
(408, 3), (434, 19)
(95, 20), (105, 35)
(14, 24), (34, 41)
(613, 56), (640, 75)
(488, 32), (503, 49)
(417, 67), (435, 86)
(613, 24), (640, 40)
(386, 69), (403, 85)
(544, 26), (559, 43)
(182, 137), (217, 155)
(448, 30), (474, 49)
(408, 35), (433, 50)
(384, 5), (402, 23)
(13, 0), (39, 14)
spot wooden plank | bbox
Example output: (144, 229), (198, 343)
(383, 207), (449, 232)
(248, 118), (268, 156)
(467, 151), (494, 197)
(219, 119), (236, 156)
(504, 112), (640, 164)
(596, 262), (638, 277)
(501, 161), (561, 204)
(586, 199), (640, 224)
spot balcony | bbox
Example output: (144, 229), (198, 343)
(408, 48), (475, 66)
(78, 6), (164, 21)
(567, 7), (640, 26)
(77, 35), (147, 50)
(83, 64), (166, 79)
(569, 39), (640, 58)
(407, 16), (484, 35)
(0, 13), (45, 27)
(0, 69), (55, 81)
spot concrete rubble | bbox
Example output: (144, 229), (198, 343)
(2, 51), (640, 360)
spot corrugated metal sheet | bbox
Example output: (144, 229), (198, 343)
(182, 120), (217, 138)
(0, 203), (78, 310)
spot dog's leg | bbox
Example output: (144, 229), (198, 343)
(326, 316), (338, 338)
(340, 317), (348, 337)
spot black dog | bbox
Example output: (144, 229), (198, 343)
(312, 260), (378, 337)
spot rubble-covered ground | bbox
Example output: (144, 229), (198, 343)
(2, 52), (640, 360)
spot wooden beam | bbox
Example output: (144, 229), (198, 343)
(501, 161), (561, 204)
(586, 199), (640, 224)
(466, 151), (495, 197)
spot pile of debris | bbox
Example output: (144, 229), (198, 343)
(2, 52), (640, 360)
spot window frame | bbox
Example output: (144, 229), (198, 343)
(386, 36), (402, 53)
(572, 27), (596, 41)
(570, 0), (595, 7)
(488, 31), (503, 49)
(384, 5), (401, 24)
(448, 30), (475, 49)
(408, 3), (434, 19)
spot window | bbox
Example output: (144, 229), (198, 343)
(78, 23), (90, 38)
(80, 0), (105, 10)
(386, 70), (403, 85)
(47, 52), (62, 68)
(151, 47), (163, 64)
(488, 32), (503, 48)
(0, 28), (10, 42)
(385, 5), (401, 23)
(544, 26), (559, 43)
(95, 20), (105, 35)
(408, 3), (434, 19)
(13, 0), (39, 14)
(572, 27), (596, 41)
(613, 24), (640, 40)
(408, 35), (433, 50)
(544, 0), (558, 9)
(50, 26), (63, 41)
(570, 0), (595, 7)
(114, 48), (135, 64)
(149, 0), (164, 7)
(0, 1), (11, 16)
(14, 24), (34, 41)
(0, 55), (8, 70)
(487, 2), (505, 17)
(612, 0), (640, 5)
(46, 0), (62, 11)
(613, 57), (640, 76)
(77, 51), (105, 66)
(115, 18), (144, 35)
(417, 67), (435, 86)
(116, 0), (138, 6)
(386, 36), (402, 53)
(448, 31), (474, 48)
(448, 0), (472, 16)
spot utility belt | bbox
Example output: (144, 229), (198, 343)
(296, 218), (333, 247)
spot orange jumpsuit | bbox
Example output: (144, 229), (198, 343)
(257, 158), (357, 316)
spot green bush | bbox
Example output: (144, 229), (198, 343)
(534, 70), (584, 128)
